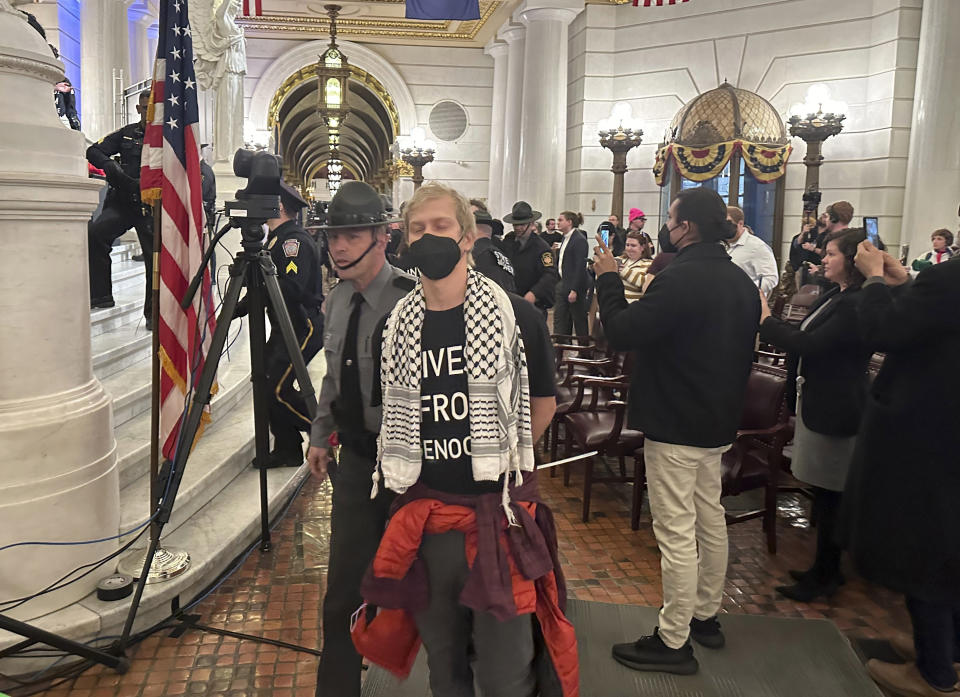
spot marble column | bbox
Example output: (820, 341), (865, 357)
(128, 7), (155, 85)
(515, 0), (581, 219)
(484, 39), (509, 218)
(498, 23), (525, 212)
(81, 0), (130, 138)
(0, 2), (117, 620)
(900, 0), (960, 257)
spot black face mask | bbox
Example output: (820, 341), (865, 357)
(408, 233), (464, 280)
(659, 222), (687, 254)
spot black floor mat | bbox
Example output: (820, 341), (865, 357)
(361, 599), (885, 696)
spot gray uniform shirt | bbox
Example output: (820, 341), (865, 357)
(310, 261), (415, 447)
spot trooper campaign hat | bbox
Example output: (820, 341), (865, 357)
(319, 180), (402, 229)
(503, 200), (542, 225)
(279, 180), (309, 212)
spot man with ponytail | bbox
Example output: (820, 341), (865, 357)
(592, 187), (760, 676)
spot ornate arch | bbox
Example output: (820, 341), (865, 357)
(247, 39), (417, 134)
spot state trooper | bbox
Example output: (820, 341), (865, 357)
(502, 200), (559, 317)
(86, 89), (154, 324)
(472, 208), (515, 292)
(240, 180), (324, 468)
(304, 181), (415, 697)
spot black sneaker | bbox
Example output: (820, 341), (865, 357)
(132, 253), (145, 262)
(690, 616), (725, 649)
(612, 628), (699, 675)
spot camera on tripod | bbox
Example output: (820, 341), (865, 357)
(225, 149), (282, 240)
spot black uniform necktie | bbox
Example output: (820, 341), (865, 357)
(339, 292), (365, 429)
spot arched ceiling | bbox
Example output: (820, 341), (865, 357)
(275, 76), (396, 187)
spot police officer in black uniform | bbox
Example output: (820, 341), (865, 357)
(199, 145), (217, 232)
(247, 180), (324, 468)
(502, 200), (558, 316)
(472, 209), (516, 292)
(87, 89), (154, 322)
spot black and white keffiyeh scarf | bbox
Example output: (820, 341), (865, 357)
(374, 269), (535, 522)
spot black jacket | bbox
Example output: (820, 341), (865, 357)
(200, 160), (217, 229)
(473, 236), (516, 293)
(759, 287), (871, 436)
(842, 261), (960, 602)
(597, 242), (760, 447)
(86, 122), (145, 207)
(265, 220), (323, 332)
(558, 230), (589, 297)
(502, 231), (559, 309)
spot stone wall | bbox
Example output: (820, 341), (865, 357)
(567, 0), (921, 259)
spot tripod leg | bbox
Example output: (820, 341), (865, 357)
(245, 267), (274, 552)
(259, 255), (318, 420)
(118, 256), (249, 651)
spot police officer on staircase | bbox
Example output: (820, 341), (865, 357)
(87, 89), (154, 325)
(305, 181), (415, 697)
(243, 180), (324, 468)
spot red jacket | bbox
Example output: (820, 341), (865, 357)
(351, 494), (579, 697)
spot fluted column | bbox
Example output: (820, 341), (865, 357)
(900, 0), (960, 257)
(515, 0), (581, 219)
(128, 7), (156, 85)
(81, 0), (130, 138)
(484, 39), (509, 218)
(498, 23), (525, 212)
(0, 2), (117, 620)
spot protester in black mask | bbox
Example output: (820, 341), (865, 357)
(351, 182), (572, 696)
(592, 187), (760, 676)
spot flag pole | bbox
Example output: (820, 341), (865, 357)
(150, 202), (162, 547)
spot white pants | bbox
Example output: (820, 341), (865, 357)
(644, 439), (730, 649)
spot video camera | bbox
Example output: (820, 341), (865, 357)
(225, 149), (282, 244)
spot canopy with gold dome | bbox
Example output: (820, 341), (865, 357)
(654, 82), (792, 186)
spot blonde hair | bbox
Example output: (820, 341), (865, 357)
(403, 182), (476, 242)
(726, 206), (744, 225)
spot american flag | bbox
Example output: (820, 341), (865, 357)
(141, 0), (217, 461)
(633, 0), (689, 5)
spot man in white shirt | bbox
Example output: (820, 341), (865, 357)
(725, 206), (779, 296)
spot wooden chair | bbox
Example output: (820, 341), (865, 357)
(720, 363), (792, 553)
(562, 378), (646, 526)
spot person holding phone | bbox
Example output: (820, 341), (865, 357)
(759, 228), (872, 602)
(554, 211), (590, 338)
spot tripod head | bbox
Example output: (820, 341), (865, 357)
(225, 149), (282, 253)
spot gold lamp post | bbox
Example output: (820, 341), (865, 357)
(598, 102), (643, 227)
(787, 84), (846, 202)
(397, 127), (436, 190)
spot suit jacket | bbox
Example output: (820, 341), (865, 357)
(558, 229), (589, 296)
(842, 260), (960, 601)
(759, 287), (871, 436)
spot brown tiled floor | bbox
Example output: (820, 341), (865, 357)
(19, 456), (909, 697)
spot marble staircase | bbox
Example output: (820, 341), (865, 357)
(0, 240), (316, 672)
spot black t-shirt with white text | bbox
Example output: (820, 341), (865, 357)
(374, 294), (556, 495)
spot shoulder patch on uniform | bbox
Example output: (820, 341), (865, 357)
(285, 260), (298, 274)
(282, 239), (300, 258)
(541, 251), (554, 267)
(493, 249), (514, 274)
